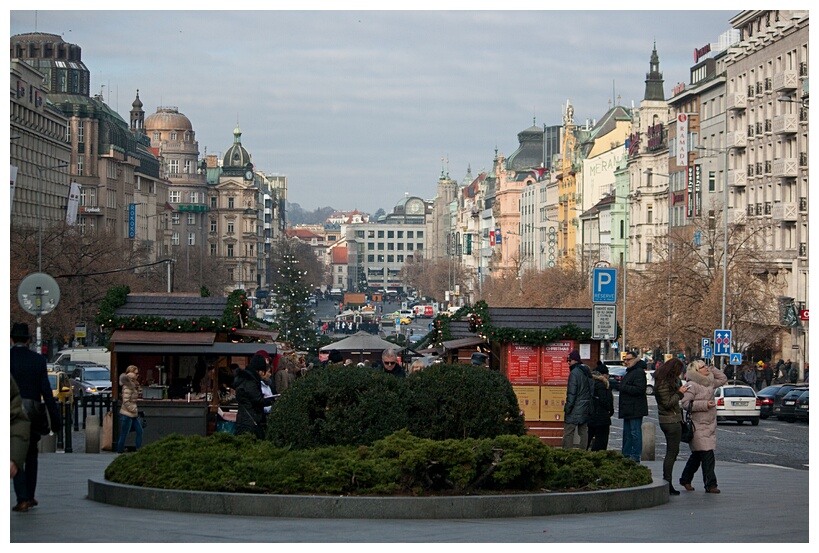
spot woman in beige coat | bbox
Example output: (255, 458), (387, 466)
(679, 360), (727, 493)
(116, 365), (143, 454)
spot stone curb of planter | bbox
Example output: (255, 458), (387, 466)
(87, 478), (669, 519)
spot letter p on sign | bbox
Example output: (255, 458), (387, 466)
(592, 268), (617, 303)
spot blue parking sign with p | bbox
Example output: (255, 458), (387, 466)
(592, 268), (617, 303)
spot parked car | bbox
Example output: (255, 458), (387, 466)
(713, 384), (760, 425)
(775, 388), (809, 422)
(771, 385), (808, 420)
(608, 366), (627, 391)
(399, 317), (413, 325)
(793, 390), (809, 422)
(757, 385), (784, 419)
(68, 362), (112, 399)
(47, 369), (73, 406)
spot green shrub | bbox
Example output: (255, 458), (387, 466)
(104, 430), (653, 495)
(266, 365), (408, 449)
(404, 363), (526, 440)
(266, 363), (525, 449)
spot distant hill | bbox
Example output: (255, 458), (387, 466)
(286, 202), (336, 225)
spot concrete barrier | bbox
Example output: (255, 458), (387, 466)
(641, 421), (655, 461)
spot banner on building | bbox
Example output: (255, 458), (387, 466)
(65, 182), (81, 225)
(128, 203), (137, 239)
(676, 113), (689, 166)
(10, 165), (18, 214)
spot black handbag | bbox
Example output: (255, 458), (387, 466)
(680, 406), (695, 443)
(22, 398), (50, 436)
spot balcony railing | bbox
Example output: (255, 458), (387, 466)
(773, 69), (798, 92)
(726, 131), (747, 148)
(772, 158), (798, 178)
(727, 170), (747, 187)
(726, 92), (747, 110)
(773, 114), (798, 134)
(772, 202), (798, 222)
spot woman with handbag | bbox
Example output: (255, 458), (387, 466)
(653, 358), (687, 495)
(116, 365), (143, 454)
(679, 360), (727, 493)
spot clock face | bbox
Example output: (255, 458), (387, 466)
(408, 199), (423, 214)
(245, 170), (253, 181)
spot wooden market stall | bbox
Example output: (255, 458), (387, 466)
(102, 292), (277, 446)
(442, 305), (599, 447)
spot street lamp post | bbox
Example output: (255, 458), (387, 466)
(644, 170), (672, 357)
(34, 161), (69, 354)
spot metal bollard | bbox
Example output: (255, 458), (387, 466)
(641, 421), (656, 461)
(85, 414), (100, 453)
(64, 400), (73, 453)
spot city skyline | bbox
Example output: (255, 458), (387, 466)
(10, 7), (739, 214)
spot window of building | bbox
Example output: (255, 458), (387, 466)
(227, 221), (234, 233)
(153, 131), (160, 141)
(337, 276), (344, 285)
(407, 243), (414, 251)
(190, 191), (199, 203)
(188, 233), (195, 246)
(647, 204), (653, 224)
(210, 196), (217, 209)
(387, 230), (394, 238)
(407, 231), (414, 238)
(171, 232), (179, 246)
(709, 171), (716, 192)
(397, 255), (404, 262)
(397, 230), (404, 238)
(378, 230), (384, 238)
(377, 243), (384, 251)
(416, 243), (423, 250)
(227, 244), (234, 257)
(171, 213), (180, 225)
(356, 231), (365, 238)
(210, 219), (216, 233)
(188, 213), (195, 225)
(228, 269), (234, 281)
(397, 243), (404, 250)
(367, 242), (374, 251)
(377, 255), (384, 262)
(417, 231), (424, 238)
(77, 157), (83, 176)
(170, 131), (177, 141)
(228, 197), (234, 209)
(169, 190), (180, 203)
(646, 243), (653, 263)
(368, 230), (375, 238)
(387, 255), (394, 262)
(210, 244), (216, 256)
(184, 160), (192, 174)
(169, 160), (179, 175)
(77, 121), (84, 143)
(367, 255), (374, 262)
(387, 243), (394, 251)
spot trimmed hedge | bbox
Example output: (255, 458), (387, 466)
(104, 431), (653, 495)
(265, 363), (525, 449)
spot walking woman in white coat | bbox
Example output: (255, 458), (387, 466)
(679, 360), (727, 493)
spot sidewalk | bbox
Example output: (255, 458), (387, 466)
(8, 430), (810, 543)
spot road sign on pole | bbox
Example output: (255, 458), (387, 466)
(730, 352), (742, 366)
(714, 329), (732, 356)
(592, 305), (617, 340)
(592, 268), (617, 303)
(702, 346), (713, 359)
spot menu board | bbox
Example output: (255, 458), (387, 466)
(512, 386), (541, 421)
(540, 386), (567, 421)
(540, 340), (575, 385)
(507, 344), (540, 385)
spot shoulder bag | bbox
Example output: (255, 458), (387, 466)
(680, 404), (695, 443)
(21, 398), (50, 436)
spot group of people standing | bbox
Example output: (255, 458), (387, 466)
(562, 349), (729, 496)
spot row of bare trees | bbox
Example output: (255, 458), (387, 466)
(402, 211), (785, 358)
(9, 223), (230, 353)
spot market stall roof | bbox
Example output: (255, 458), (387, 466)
(319, 331), (403, 353)
(447, 307), (592, 338)
(113, 292), (229, 319)
(109, 330), (276, 356)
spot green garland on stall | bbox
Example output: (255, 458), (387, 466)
(95, 287), (253, 335)
(430, 300), (594, 347)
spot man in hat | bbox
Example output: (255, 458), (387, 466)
(471, 352), (488, 367)
(562, 350), (593, 450)
(10, 322), (60, 512)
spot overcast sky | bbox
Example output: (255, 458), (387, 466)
(10, 6), (740, 215)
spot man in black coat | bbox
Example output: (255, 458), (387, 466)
(588, 361), (614, 451)
(618, 351), (648, 462)
(10, 323), (60, 512)
(233, 354), (274, 439)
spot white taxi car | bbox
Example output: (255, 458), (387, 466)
(713, 384), (760, 426)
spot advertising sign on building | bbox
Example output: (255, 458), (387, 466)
(507, 344), (540, 385)
(676, 113), (689, 166)
(540, 340), (574, 385)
